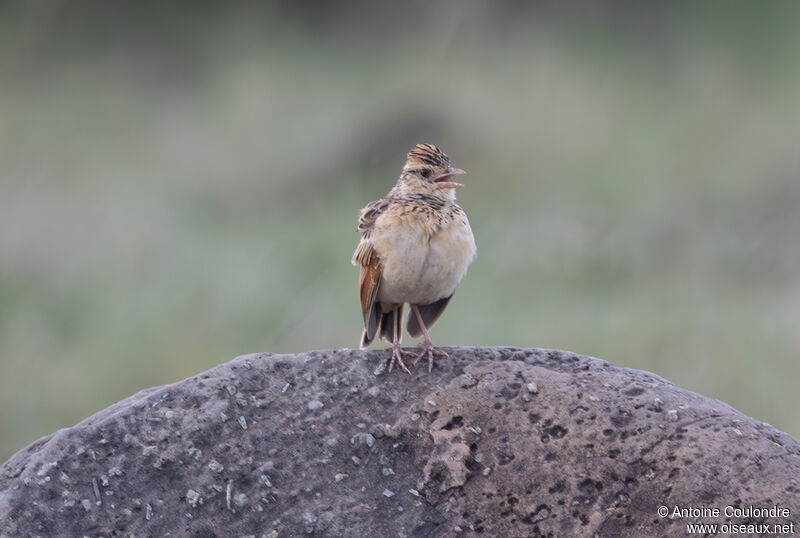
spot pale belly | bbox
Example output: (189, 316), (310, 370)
(375, 214), (476, 306)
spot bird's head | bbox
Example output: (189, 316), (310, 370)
(395, 143), (465, 198)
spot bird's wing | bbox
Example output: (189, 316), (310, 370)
(352, 198), (391, 345)
(407, 295), (452, 338)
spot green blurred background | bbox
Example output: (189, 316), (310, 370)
(1, 1), (799, 461)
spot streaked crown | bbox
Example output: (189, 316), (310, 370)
(404, 143), (451, 170)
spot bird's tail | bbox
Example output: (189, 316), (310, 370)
(379, 304), (403, 344)
(361, 304), (405, 347)
(360, 302), (382, 348)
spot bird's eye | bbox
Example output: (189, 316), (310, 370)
(420, 169), (431, 179)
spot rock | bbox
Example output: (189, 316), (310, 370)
(1, 347), (798, 537)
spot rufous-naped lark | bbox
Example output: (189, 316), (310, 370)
(352, 143), (476, 373)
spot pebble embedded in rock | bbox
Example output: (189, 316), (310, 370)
(186, 489), (203, 507)
(459, 373), (477, 388)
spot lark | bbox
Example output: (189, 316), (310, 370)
(352, 143), (477, 373)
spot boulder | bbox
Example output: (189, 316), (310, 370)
(1, 347), (798, 537)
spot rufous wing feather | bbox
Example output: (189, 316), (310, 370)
(353, 198), (391, 347)
(358, 250), (382, 346)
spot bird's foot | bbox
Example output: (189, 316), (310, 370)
(388, 343), (415, 374)
(413, 342), (448, 373)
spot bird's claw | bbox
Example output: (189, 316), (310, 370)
(413, 343), (448, 373)
(388, 344), (415, 374)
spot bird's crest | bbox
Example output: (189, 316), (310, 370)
(405, 143), (451, 169)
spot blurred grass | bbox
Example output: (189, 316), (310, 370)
(1, 2), (799, 461)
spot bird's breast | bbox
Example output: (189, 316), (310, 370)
(373, 207), (476, 306)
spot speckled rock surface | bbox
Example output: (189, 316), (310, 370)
(1, 347), (798, 537)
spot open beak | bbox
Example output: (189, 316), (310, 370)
(433, 167), (466, 190)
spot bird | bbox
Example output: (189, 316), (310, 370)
(352, 143), (477, 373)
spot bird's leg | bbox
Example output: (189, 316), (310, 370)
(410, 304), (449, 372)
(388, 304), (412, 374)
